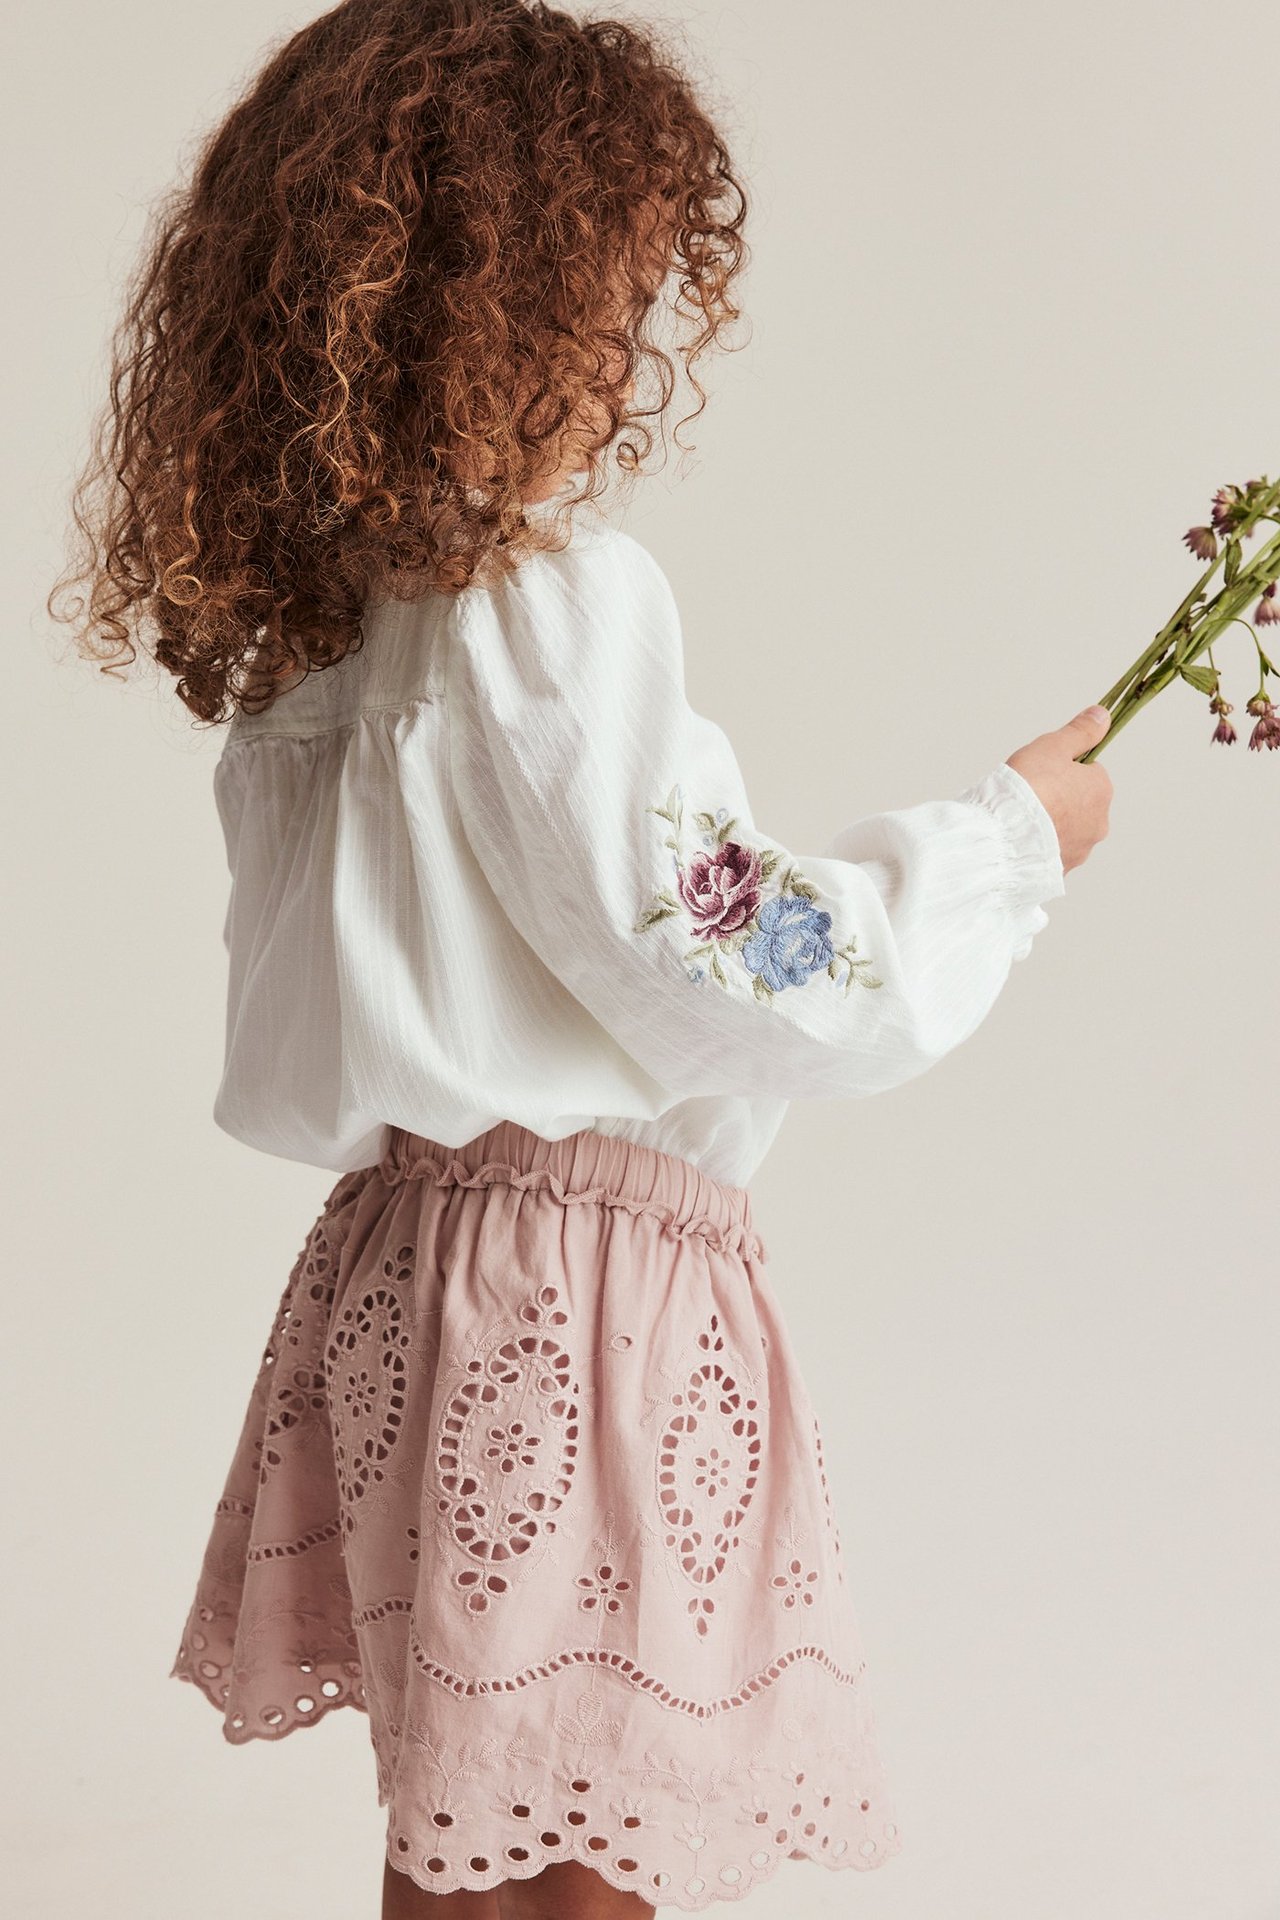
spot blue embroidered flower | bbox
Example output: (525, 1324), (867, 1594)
(741, 894), (835, 992)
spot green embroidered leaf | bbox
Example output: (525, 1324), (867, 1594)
(682, 812), (743, 846)
(758, 850), (780, 880)
(827, 959), (838, 980)
(648, 785), (683, 828)
(710, 951), (727, 987)
(635, 902), (680, 930)
(847, 959), (884, 992)
(752, 972), (773, 1002)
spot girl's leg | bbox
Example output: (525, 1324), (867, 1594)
(381, 1855), (501, 1918)
(497, 1859), (655, 1920)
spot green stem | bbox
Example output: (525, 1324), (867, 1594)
(1079, 665), (1179, 759)
(1079, 512), (1280, 763)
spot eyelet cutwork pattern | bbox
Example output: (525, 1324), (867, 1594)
(377, 1717), (900, 1909)
(432, 1281), (581, 1616)
(325, 1246), (415, 1543)
(170, 1123), (901, 1908)
(656, 1311), (762, 1639)
(255, 1186), (355, 1484)
(813, 1415), (847, 1587)
(405, 1622), (865, 1712)
(169, 1167), (373, 1739)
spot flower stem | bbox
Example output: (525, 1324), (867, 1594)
(1079, 500), (1280, 763)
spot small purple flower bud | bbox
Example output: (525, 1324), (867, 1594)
(1246, 701), (1280, 750)
(1183, 525), (1218, 562)
(1211, 717), (1237, 744)
(1245, 691), (1273, 716)
(1254, 582), (1279, 626)
(1210, 484), (1249, 534)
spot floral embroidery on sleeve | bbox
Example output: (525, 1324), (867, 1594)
(634, 785), (883, 1002)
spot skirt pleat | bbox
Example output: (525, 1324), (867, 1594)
(170, 1121), (902, 1910)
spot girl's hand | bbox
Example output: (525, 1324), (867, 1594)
(1006, 706), (1115, 874)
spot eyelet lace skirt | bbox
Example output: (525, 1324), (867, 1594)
(169, 1120), (902, 1910)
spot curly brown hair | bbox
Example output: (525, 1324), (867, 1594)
(46, 0), (750, 725)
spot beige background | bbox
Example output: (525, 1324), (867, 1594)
(6, 1), (1279, 1914)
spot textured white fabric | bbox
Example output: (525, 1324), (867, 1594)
(211, 510), (1066, 1187)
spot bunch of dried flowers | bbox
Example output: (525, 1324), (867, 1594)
(1079, 474), (1280, 762)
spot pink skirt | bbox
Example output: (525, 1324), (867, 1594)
(169, 1120), (901, 1910)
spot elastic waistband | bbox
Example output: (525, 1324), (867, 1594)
(377, 1120), (767, 1265)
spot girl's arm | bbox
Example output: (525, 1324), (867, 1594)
(444, 530), (1065, 1104)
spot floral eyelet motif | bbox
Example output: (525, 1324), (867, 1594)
(636, 785), (883, 1001)
(432, 1281), (580, 1617)
(655, 1311), (762, 1639)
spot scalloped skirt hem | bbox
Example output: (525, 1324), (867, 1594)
(168, 1654), (369, 1744)
(168, 1120), (904, 1910)
(171, 1653), (904, 1911)
(382, 1825), (902, 1910)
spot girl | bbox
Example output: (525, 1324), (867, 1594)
(49, 2), (1113, 1914)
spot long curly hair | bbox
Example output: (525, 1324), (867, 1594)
(47, 0), (750, 725)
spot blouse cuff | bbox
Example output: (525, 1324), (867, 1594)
(956, 759), (1067, 958)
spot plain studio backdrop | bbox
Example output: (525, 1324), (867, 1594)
(5, 2), (1278, 1915)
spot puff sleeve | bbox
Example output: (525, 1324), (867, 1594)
(444, 529), (1066, 1104)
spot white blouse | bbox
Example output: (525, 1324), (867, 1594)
(211, 504), (1067, 1190)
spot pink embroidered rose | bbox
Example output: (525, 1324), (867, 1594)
(676, 840), (762, 938)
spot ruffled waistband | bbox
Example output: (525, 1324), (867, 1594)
(376, 1119), (768, 1265)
